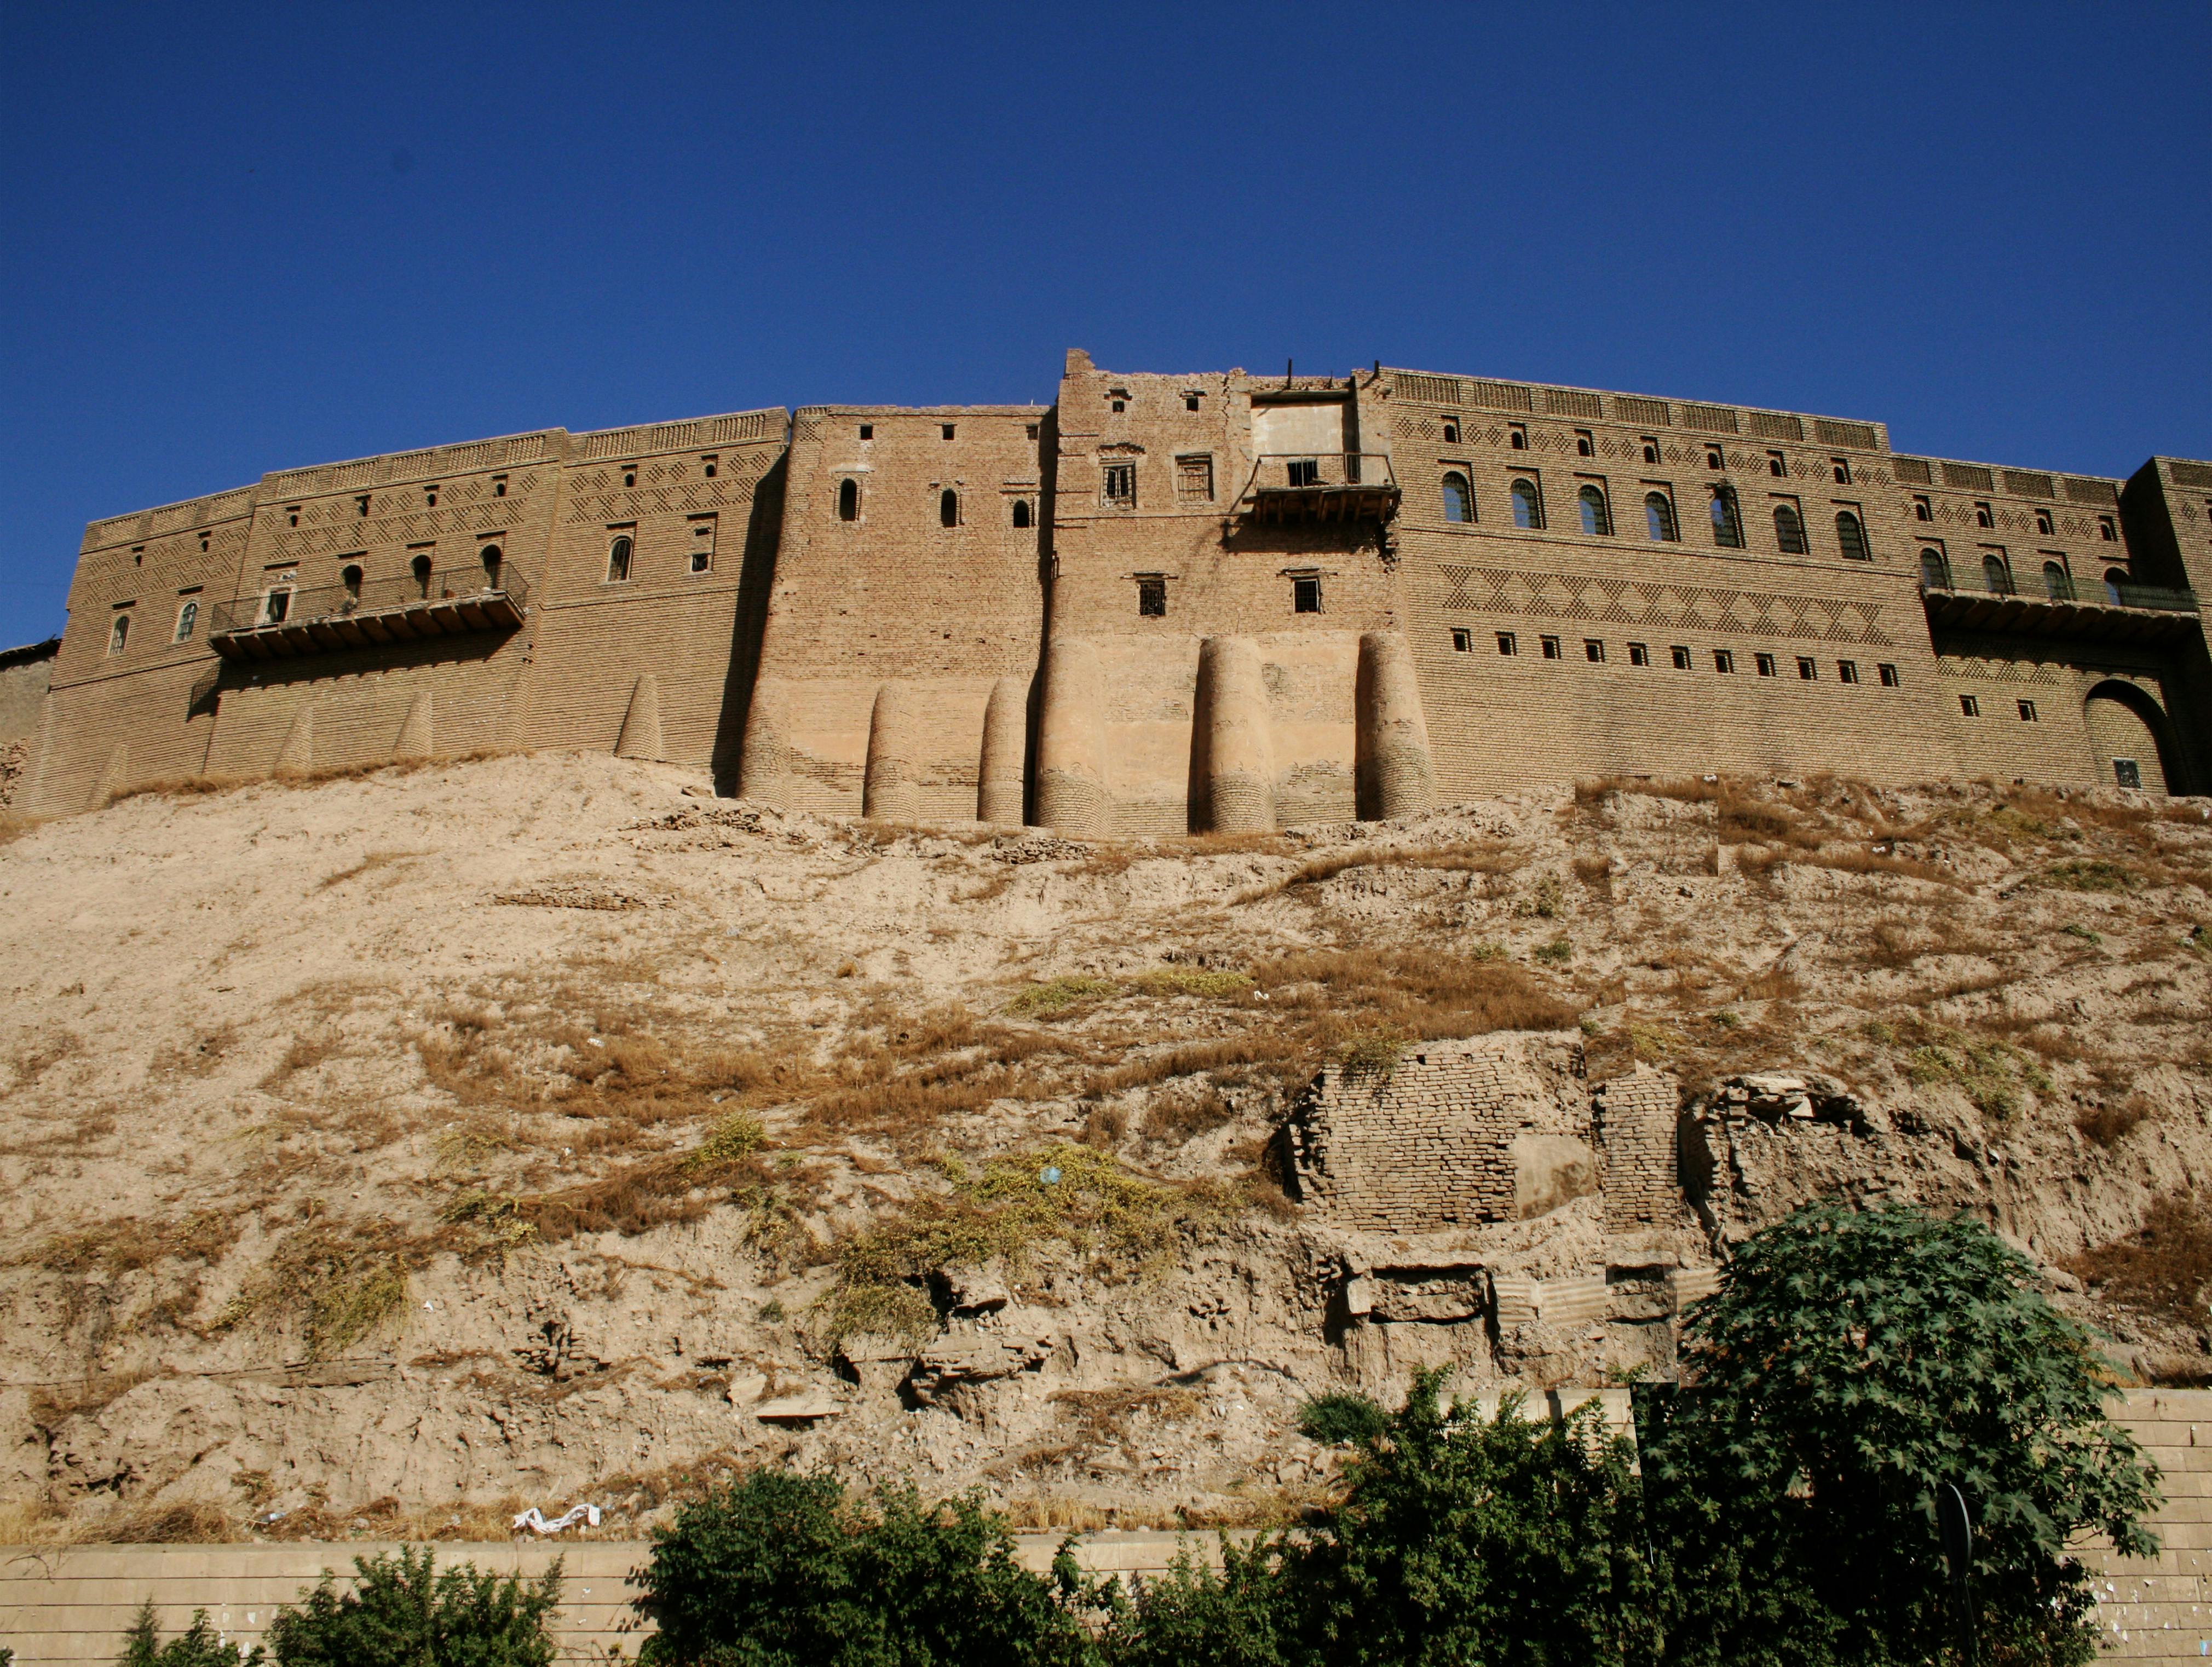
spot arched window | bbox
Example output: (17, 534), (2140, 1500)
(1834, 510), (1870, 561)
(1645, 492), (1677, 542)
(1920, 549), (1950, 589)
(1012, 499), (1032, 529)
(341, 564), (364, 606)
(1441, 472), (1473, 523)
(108, 613), (130, 654)
(604, 538), (631, 584)
(412, 552), (435, 596)
(1982, 553), (2012, 595)
(1773, 504), (1807, 554)
(940, 489), (960, 528)
(2105, 567), (2129, 604)
(1577, 484), (1611, 536)
(2042, 560), (2072, 600)
(838, 478), (859, 521)
(1709, 485), (1743, 547)
(1510, 478), (1541, 529)
(174, 599), (198, 642)
(480, 544), (503, 589)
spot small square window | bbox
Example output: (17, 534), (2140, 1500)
(860, 424), (873, 440)
(1960, 693), (1981, 717)
(689, 516), (716, 574)
(2018, 698), (2038, 722)
(356, 494), (371, 517)
(1111, 400), (1125, 413)
(941, 424), (955, 440)
(1628, 642), (1650, 667)
(1837, 660), (1859, 684)
(1714, 649), (1735, 673)
(1878, 662), (1900, 687)
(1755, 652), (1777, 677)
(1797, 656), (1817, 680)
(1541, 635), (1562, 660)
(1451, 627), (1473, 651)
(1026, 422), (1039, 440)
(2113, 758), (2142, 789)
(1670, 645), (1692, 670)
(1293, 576), (1322, 614)
(1138, 576), (1167, 617)
(286, 505), (301, 527)
(1103, 463), (1137, 506)
(1185, 396), (1200, 413)
(690, 547), (712, 574)
(1584, 638), (1605, 662)
(621, 469), (636, 488)
(1496, 631), (1518, 655)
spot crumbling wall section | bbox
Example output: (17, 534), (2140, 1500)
(1283, 1032), (1588, 1230)
(1593, 1067), (1683, 1239)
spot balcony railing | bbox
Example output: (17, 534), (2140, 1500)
(1919, 575), (2199, 643)
(208, 565), (531, 661)
(1235, 453), (1400, 527)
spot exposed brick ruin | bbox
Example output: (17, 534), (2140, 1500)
(19, 350), (2210, 818)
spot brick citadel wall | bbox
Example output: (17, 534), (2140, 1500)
(18, 353), (2210, 820)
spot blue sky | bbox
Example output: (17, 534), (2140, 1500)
(2, 2), (2207, 647)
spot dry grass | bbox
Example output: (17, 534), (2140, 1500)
(111, 749), (513, 806)
(1237, 840), (1523, 903)
(2077, 1093), (2158, 1148)
(2067, 1193), (2212, 1323)
(314, 849), (425, 890)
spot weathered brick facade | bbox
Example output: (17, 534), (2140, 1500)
(19, 351), (2210, 819)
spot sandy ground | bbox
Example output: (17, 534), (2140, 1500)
(0, 752), (2207, 1543)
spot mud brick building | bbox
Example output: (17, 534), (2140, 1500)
(20, 350), (2210, 820)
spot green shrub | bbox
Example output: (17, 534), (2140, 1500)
(117, 1605), (260, 1666)
(261, 1545), (559, 1667)
(2041, 858), (2139, 893)
(686, 1109), (767, 1169)
(633, 1470), (1098, 1666)
(1533, 938), (1572, 965)
(1005, 977), (1119, 1017)
(1646, 1202), (2159, 1666)
(1294, 1391), (1387, 1446)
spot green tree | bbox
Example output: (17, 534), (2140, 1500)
(261, 1545), (559, 1667)
(1647, 1202), (2159, 1666)
(632, 1469), (1099, 1666)
(117, 1602), (262, 1666)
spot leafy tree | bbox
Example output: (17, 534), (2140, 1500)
(1647, 1202), (2159, 1666)
(1277, 1376), (1661, 1665)
(1293, 1391), (1387, 1447)
(260, 1545), (559, 1667)
(1099, 1538), (1286, 1667)
(632, 1469), (1099, 1666)
(117, 1602), (262, 1666)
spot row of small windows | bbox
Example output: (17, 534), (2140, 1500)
(834, 480), (1035, 528)
(1956, 693), (2041, 723)
(1458, 627), (1899, 687)
(1441, 472), (1869, 558)
(605, 522), (716, 582)
(1130, 574), (1324, 616)
(1910, 494), (2120, 542)
(1919, 547), (2132, 602)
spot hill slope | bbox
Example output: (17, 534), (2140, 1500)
(0, 754), (2207, 1542)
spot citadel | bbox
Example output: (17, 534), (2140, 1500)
(15, 349), (2211, 822)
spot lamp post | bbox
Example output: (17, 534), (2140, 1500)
(1938, 1482), (1976, 1666)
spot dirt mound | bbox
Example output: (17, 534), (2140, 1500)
(0, 754), (2207, 1543)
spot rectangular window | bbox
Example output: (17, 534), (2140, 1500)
(1286, 458), (1321, 487)
(859, 424), (873, 440)
(701, 455), (718, 479)
(1138, 576), (1167, 617)
(1103, 463), (1137, 506)
(1541, 635), (1562, 659)
(1767, 449), (1787, 476)
(688, 514), (717, 574)
(1584, 638), (1605, 662)
(1714, 649), (1735, 673)
(1176, 454), (1214, 504)
(1878, 662), (1900, 687)
(2018, 698), (2038, 722)
(1451, 627), (1473, 651)
(356, 494), (371, 517)
(1796, 656), (1817, 680)
(1670, 645), (1692, 670)
(1837, 659), (1859, 684)
(1292, 575), (1322, 614)
(1756, 652), (1777, 677)
(2113, 758), (2142, 789)
(493, 474), (509, 497)
(1628, 642), (1650, 666)
(941, 424), (955, 440)
(1496, 631), (1518, 655)
(1831, 457), (1852, 484)
(1026, 422), (1040, 440)
(173, 591), (201, 642)
(262, 588), (291, 624)
(1185, 395), (1201, 412)
(1960, 693), (1981, 717)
